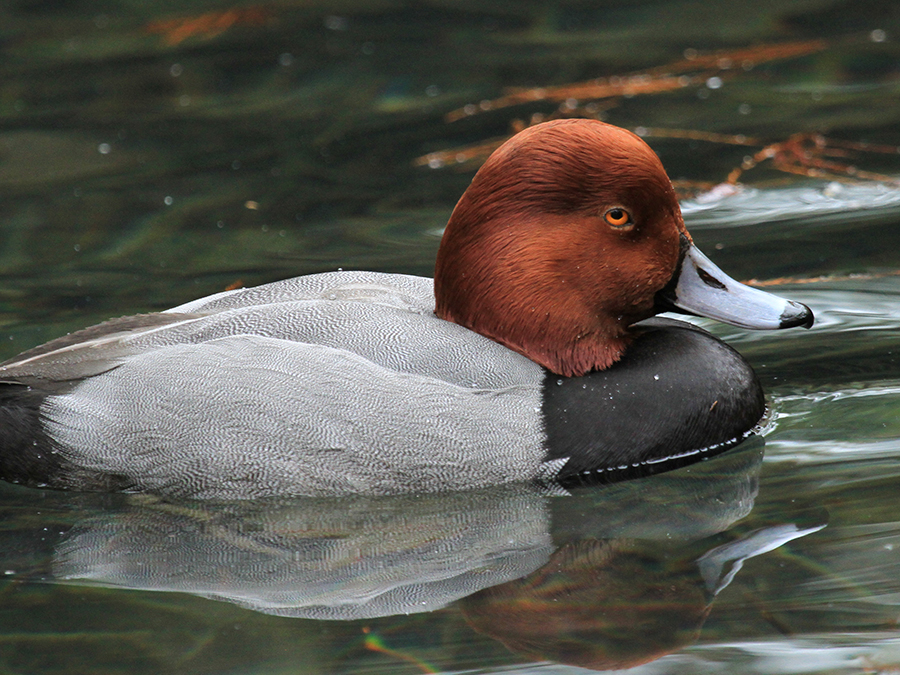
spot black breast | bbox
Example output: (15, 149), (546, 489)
(541, 318), (766, 486)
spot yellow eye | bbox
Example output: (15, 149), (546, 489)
(604, 207), (633, 228)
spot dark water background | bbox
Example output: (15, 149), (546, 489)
(2, 1), (900, 673)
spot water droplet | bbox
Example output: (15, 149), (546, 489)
(324, 15), (349, 31)
(823, 182), (844, 198)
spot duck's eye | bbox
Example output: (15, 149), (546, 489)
(604, 207), (633, 228)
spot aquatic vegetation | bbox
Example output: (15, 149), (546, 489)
(417, 37), (900, 190)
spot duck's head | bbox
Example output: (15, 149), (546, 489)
(434, 119), (812, 376)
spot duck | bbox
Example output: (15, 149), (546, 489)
(0, 119), (813, 499)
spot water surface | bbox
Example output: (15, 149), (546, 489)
(1, 1), (900, 673)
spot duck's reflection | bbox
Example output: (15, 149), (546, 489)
(459, 438), (824, 670)
(461, 518), (823, 671)
(461, 538), (712, 670)
(54, 483), (555, 620)
(38, 438), (823, 671)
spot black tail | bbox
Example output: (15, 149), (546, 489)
(0, 383), (136, 492)
(0, 383), (71, 488)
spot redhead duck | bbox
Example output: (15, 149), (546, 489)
(0, 119), (812, 499)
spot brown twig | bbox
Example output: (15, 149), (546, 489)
(146, 7), (271, 46)
(445, 39), (829, 123)
(728, 133), (900, 185)
(746, 269), (900, 288)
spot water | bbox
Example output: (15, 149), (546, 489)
(1, 1), (900, 673)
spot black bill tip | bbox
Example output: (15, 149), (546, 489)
(780, 300), (814, 329)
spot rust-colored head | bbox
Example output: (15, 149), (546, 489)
(434, 119), (689, 376)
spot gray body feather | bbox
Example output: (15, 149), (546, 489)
(0, 272), (546, 499)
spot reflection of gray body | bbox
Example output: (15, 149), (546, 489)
(56, 487), (555, 619)
(50, 447), (776, 620)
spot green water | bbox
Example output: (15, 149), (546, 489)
(2, 1), (900, 673)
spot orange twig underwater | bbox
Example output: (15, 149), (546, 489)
(727, 133), (900, 185)
(642, 40), (829, 77)
(146, 6), (271, 46)
(744, 269), (900, 290)
(445, 75), (688, 123)
(417, 102), (618, 170)
(444, 39), (828, 123)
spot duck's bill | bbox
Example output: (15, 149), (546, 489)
(656, 240), (814, 330)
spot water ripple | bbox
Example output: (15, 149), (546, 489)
(683, 182), (900, 229)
